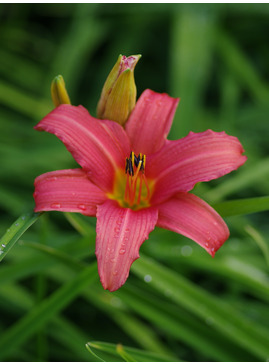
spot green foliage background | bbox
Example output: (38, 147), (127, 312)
(1, 3), (269, 361)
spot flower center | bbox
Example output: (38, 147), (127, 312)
(108, 151), (154, 210)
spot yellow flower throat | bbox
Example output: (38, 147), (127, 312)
(108, 151), (154, 210)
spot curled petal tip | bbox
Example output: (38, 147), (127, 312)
(96, 201), (158, 292)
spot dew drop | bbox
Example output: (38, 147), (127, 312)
(78, 204), (86, 211)
(50, 203), (61, 209)
(15, 223), (19, 227)
(110, 258), (116, 263)
(119, 249), (125, 255)
(2, 244), (6, 248)
(21, 216), (26, 220)
(0, 251), (3, 255)
(7, 229), (10, 233)
(181, 245), (193, 257)
(144, 274), (152, 283)
(112, 270), (118, 276)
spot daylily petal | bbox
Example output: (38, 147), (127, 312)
(34, 104), (131, 192)
(148, 130), (247, 204)
(125, 89), (179, 154)
(96, 200), (158, 291)
(34, 169), (106, 216)
(157, 192), (229, 257)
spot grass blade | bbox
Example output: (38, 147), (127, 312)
(0, 211), (42, 262)
(132, 255), (269, 360)
(212, 195), (269, 217)
(86, 341), (178, 362)
(0, 263), (98, 360)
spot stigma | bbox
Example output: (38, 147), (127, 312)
(124, 151), (150, 207)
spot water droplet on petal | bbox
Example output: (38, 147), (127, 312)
(119, 249), (125, 255)
(50, 203), (61, 209)
(78, 204), (86, 211)
(144, 274), (152, 283)
(112, 270), (118, 276)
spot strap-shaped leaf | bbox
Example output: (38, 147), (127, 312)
(0, 211), (42, 262)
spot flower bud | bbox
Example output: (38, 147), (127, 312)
(97, 54), (141, 126)
(51, 75), (71, 107)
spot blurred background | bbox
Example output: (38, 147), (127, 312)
(1, 3), (269, 361)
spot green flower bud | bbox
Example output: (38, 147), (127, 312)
(51, 75), (71, 107)
(97, 54), (141, 126)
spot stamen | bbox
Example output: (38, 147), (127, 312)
(124, 151), (150, 207)
(142, 173), (150, 201)
(136, 173), (143, 205)
(132, 160), (142, 183)
(130, 160), (141, 205)
(124, 174), (131, 202)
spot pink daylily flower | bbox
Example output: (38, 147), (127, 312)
(33, 89), (247, 291)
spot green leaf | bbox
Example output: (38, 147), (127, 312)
(215, 29), (269, 105)
(212, 196), (269, 217)
(0, 80), (51, 119)
(245, 225), (269, 266)
(132, 255), (269, 360)
(64, 212), (94, 237)
(0, 263), (98, 360)
(170, 7), (215, 136)
(86, 341), (178, 362)
(117, 284), (249, 362)
(85, 287), (176, 358)
(20, 240), (87, 271)
(0, 211), (42, 262)
(116, 344), (136, 362)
